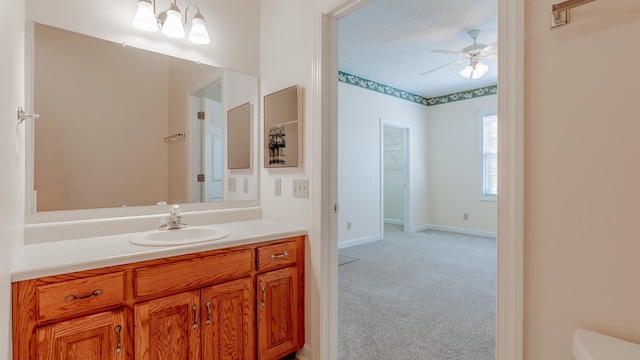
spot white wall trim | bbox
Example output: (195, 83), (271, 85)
(410, 224), (431, 232)
(496, 0), (524, 359)
(384, 218), (403, 225)
(426, 224), (496, 239)
(337, 235), (382, 250)
(314, 1), (372, 359)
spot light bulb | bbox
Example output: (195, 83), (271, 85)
(188, 16), (210, 44)
(161, 8), (185, 38)
(132, 0), (159, 32)
(459, 65), (473, 79)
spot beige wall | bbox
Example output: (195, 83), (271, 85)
(428, 95), (497, 234)
(337, 81), (430, 243)
(524, 0), (640, 358)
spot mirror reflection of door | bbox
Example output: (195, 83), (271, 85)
(199, 82), (224, 202)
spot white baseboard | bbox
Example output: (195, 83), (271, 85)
(409, 224), (430, 232)
(337, 235), (382, 249)
(426, 224), (496, 238)
(383, 218), (403, 225)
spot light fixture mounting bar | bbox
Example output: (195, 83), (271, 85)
(550, 0), (597, 28)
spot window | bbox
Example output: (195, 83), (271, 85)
(481, 114), (497, 200)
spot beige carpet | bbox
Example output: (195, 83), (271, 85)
(338, 224), (496, 360)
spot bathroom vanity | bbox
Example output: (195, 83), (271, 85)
(11, 220), (306, 360)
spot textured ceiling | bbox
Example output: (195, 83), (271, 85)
(338, 0), (498, 98)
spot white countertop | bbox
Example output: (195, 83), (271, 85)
(12, 219), (307, 282)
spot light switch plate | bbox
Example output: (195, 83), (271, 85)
(243, 177), (249, 193)
(292, 179), (308, 198)
(228, 178), (237, 192)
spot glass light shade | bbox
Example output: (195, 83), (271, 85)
(459, 61), (489, 79)
(472, 61), (489, 79)
(132, 1), (159, 32)
(459, 65), (474, 79)
(161, 9), (185, 38)
(188, 17), (210, 44)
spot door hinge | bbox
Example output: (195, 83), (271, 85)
(198, 111), (205, 120)
(197, 174), (205, 182)
(333, 203), (339, 214)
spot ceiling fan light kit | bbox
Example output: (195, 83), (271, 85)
(422, 29), (497, 80)
(460, 60), (489, 80)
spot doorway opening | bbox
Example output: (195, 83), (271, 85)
(335, 2), (498, 359)
(318, 0), (523, 358)
(381, 120), (410, 233)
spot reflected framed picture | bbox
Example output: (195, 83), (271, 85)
(264, 85), (301, 168)
(227, 102), (252, 169)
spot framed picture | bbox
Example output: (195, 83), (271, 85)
(264, 85), (301, 168)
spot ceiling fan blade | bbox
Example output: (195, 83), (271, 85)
(420, 59), (466, 76)
(431, 49), (468, 57)
(486, 54), (497, 60)
(482, 42), (498, 55)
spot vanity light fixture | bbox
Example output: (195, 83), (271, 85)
(132, 0), (210, 44)
(459, 60), (489, 80)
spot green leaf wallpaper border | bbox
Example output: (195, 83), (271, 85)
(338, 71), (497, 107)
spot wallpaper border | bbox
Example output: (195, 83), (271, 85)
(338, 71), (497, 107)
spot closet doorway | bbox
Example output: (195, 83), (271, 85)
(381, 120), (410, 233)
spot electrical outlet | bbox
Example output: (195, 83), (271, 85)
(463, 213), (469, 220)
(347, 221), (352, 230)
(275, 178), (281, 196)
(292, 179), (309, 198)
(228, 178), (237, 192)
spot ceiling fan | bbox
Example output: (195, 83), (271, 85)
(421, 29), (497, 80)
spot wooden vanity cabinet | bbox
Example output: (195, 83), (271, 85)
(134, 290), (201, 360)
(36, 309), (127, 360)
(12, 236), (304, 360)
(256, 240), (304, 360)
(134, 278), (255, 360)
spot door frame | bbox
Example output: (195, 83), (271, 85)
(312, 1), (524, 360)
(380, 119), (411, 234)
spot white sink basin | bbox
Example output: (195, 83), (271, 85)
(130, 226), (230, 246)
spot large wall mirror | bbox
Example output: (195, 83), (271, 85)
(26, 23), (259, 221)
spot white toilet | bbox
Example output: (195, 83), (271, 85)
(573, 329), (640, 360)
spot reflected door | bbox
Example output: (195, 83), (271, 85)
(197, 82), (223, 203)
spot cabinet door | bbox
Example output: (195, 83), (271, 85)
(36, 309), (126, 360)
(134, 290), (200, 360)
(201, 278), (255, 360)
(257, 267), (301, 360)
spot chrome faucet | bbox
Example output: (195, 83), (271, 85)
(160, 204), (187, 230)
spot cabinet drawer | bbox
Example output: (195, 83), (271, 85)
(257, 241), (298, 272)
(134, 250), (252, 298)
(36, 271), (125, 322)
